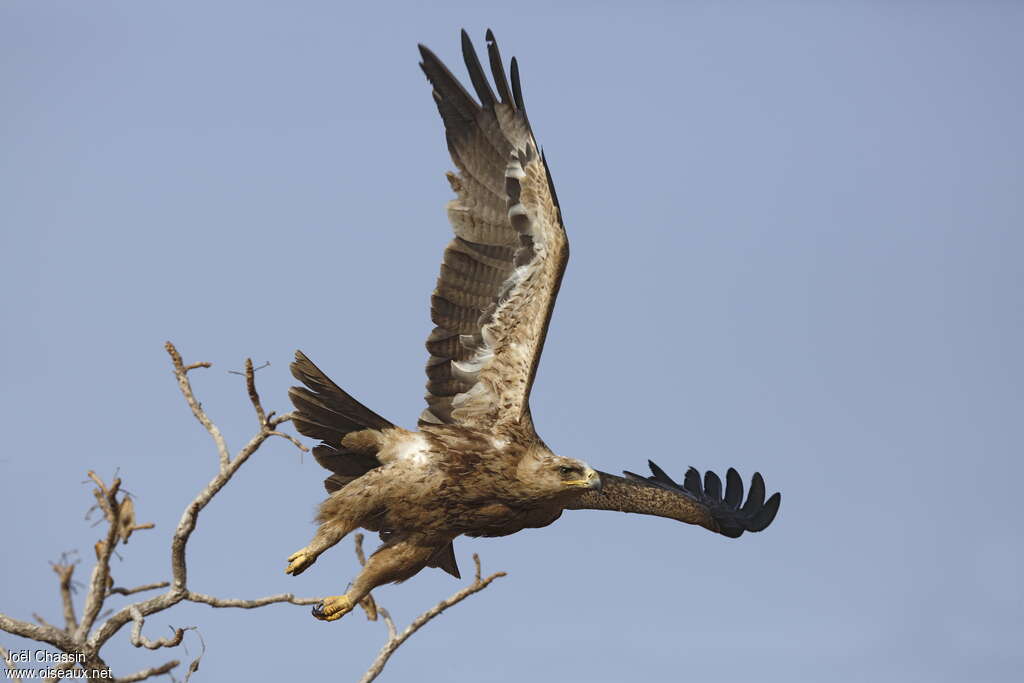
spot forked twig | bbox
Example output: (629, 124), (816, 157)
(358, 551), (507, 683)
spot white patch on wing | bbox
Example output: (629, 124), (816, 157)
(508, 203), (529, 219)
(393, 434), (433, 467)
(505, 160), (526, 180)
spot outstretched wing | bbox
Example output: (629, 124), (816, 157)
(566, 461), (782, 539)
(418, 30), (568, 430)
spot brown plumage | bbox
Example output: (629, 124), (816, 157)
(286, 30), (781, 622)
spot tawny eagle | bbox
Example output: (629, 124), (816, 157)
(286, 30), (781, 621)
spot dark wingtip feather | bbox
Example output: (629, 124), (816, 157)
(460, 29), (496, 108)
(510, 57), (524, 109)
(509, 56), (532, 133)
(742, 472), (766, 515)
(704, 470), (723, 503)
(647, 459), (674, 485)
(485, 29), (513, 105)
(724, 467), (743, 506)
(621, 461), (782, 538)
(683, 467), (702, 496)
(749, 493), (781, 532)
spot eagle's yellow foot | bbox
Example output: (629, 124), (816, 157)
(312, 594), (354, 622)
(285, 549), (316, 576)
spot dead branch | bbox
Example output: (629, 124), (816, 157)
(41, 660), (80, 683)
(244, 358), (267, 426)
(165, 342), (230, 468)
(111, 659), (180, 683)
(127, 607), (191, 650)
(0, 341), (502, 682)
(50, 560), (79, 632)
(353, 534), (379, 621)
(0, 613), (77, 652)
(76, 472), (124, 639)
(0, 343), (308, 681)
(184, 592), (320, 609)
(1, 644), (21, 682)
(109, 583), (171, 597)
(359, 552), (507, 683)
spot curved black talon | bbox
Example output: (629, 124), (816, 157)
(311, 602), (325, 618)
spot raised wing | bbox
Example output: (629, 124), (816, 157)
(566, 461), (782, 539)
(418, 30), (568, 430)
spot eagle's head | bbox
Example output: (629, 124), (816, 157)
(515, 448), (602, 499)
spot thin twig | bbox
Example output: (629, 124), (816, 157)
(0, 644), (22, 682)
(108, 583), (171, 597)
(359, 554), (507, 683)
(352, 535), (378, 620)
(181, 630), (205, 683)
(164, 341), (230, 467)
(228, 360), (270, 376)
(128, 607), (192, 651)
(268, 430), (308, 452)
(378, 608), (398, 641)
(244, 358), (267, 428)
(185, 592), (321, 609)
(76, 473), (123, 640)
(32, 613), (58, 630)
(111, 659), (179, 683)
(52, 561), (79, 632)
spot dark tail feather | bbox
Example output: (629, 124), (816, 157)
(289, 351), (395, 492)
(426, 542), (461, 579)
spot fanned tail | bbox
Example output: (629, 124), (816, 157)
(288, 351), (394, 493)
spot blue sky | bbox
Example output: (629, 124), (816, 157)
(2, 2), (1022, 681)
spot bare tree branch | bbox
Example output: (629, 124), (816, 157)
(51, 560), (79, 632)
(379, 608), (398, 641)
(184, 592), (321, 609)
(353, 534), (379, 621)
(267, 429), (307, 452)
(0, 344), (310, 678)
(0, 613), (77, 652)
(41, 660), (81, 683)
(164, 341), (230, 468)
(76, 472), (123, 640)
(1, 644), (22, 682)
(1, 341), (497, 682)
(111, 659), (179, 683)
(109, 583), (171, 597)
(127, 607), (191, 651)
(359, 553), (507, 683)
(244, 358), (267, 427)
(32, 613), (57, 631)
(181, 631), (205, 683)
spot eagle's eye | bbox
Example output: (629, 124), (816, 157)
(558, 465), (579, 476)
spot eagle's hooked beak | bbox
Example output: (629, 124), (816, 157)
(564, 468), (602, 491)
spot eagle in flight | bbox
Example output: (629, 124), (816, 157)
(286, 30), (781, 622)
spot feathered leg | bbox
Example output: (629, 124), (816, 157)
(285, 472), (387, 576)
(311, 540), (437, 622)
(284, 518), (357, 576)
